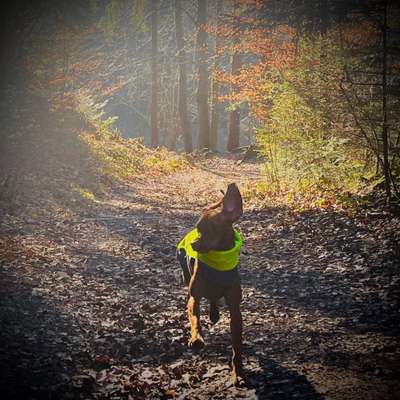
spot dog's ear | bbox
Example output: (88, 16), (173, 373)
(221, 183), (243, 222)
(203, 189), (225, 212)
(204, 198), (223, 211)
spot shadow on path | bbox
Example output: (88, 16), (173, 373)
(249, 357), (323, 400)
(241, 207), (400, 336)
(0, 273), (86, 399)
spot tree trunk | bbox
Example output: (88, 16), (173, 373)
(150, 0), (158, 147)
(227, 2), (241, 152)
(227, 81), (241, 151)
(319, 0), (329, 35)
(382, 0), (391, 198)
(196, 0), (210, 150)
(209, 0), (223, 152)
(0, 23), (18, 90)
(174, 0), (192, 152)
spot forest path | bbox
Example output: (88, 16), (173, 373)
(1, 156), (399, 399)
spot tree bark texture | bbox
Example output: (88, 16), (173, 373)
(209, 0), (223, 152)
(227, 3), (241, 152)
(196, 0), (210, 150)
(382, 1), (391, 198)
(150, 0), (159, 147)
(175, 0), (192, 152)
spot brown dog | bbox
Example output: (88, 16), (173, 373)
(177, 183), (244, 384)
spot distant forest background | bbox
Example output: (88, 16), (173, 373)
(0, 0), (399, 206)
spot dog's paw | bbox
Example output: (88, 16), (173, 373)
(231, 368), (247, 387)
(231, 359), (246, 387)
(188, 336), (205, 352)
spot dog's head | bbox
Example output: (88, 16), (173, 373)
(191, 183), (243, 253)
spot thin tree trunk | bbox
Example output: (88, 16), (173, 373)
(196, 0), (210, 150)
(175, 0), (192, 152)
(319, 0), (329, 35)
(210, 0), (223, 152)
(382, 1), (391, 198)
(227, 82), (240, 151)
(227, 2), (241, 152)
(150, 0), (158, 147)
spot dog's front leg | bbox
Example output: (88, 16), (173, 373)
(187, 295), (204, 351)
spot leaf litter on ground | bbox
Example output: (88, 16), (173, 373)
(0, 156), (399, 399)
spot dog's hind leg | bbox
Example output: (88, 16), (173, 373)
(209, 301), (220, 324)
(225, 283), (244, 385)
(187, 294), (204, 351)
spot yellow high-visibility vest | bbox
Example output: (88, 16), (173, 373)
(177, 228), (243, 271)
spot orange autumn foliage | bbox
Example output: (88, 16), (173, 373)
(210, 13), (296, 122)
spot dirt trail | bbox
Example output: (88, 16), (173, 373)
(1, 157), (399, 400)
